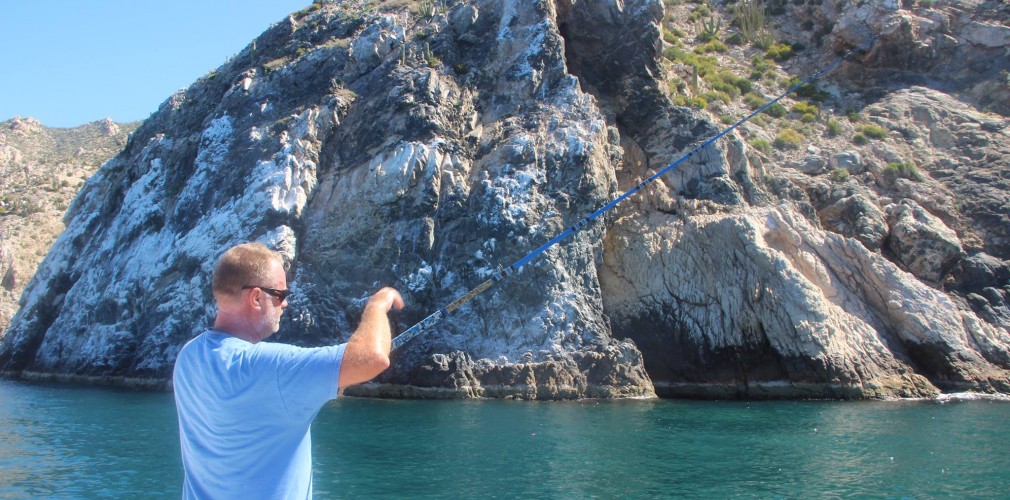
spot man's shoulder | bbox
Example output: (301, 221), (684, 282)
(252, 340), (344, 360)
(178, 331), (344, 368)
(177, 330), (223, 353)
(176, 331), (262, 367)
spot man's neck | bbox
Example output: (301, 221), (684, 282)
(213, 315), (262, 343)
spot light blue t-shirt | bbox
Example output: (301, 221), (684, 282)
(173, 330), (346, 500)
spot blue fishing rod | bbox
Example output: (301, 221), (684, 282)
(391, 35), (879, 350)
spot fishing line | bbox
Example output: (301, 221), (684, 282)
(391, 35), (879, 350)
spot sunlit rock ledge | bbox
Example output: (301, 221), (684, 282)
(4, 371), (170, 391)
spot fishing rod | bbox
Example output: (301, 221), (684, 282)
(391, 35), (879, 351)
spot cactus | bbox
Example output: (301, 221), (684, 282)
(424, 42), (439, 67)
(418, 0), (437, 18)
(732, 0), (766, 44)
(699, 16), (721, 42)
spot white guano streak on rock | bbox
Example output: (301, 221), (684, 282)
(31, 117), (243, 370)
(175, 115), (234, 212)
(258, 108), (325, 217)
(63, 108), (325, 369)
(353, 140), (447, 207)
(78, 107), (328, 370)
(496, 0), (518, 42)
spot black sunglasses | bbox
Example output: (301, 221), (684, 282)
(242, 285), (291, 302)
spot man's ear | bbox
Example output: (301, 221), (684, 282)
(243, 288), (264, 311)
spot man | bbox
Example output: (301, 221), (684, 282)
(173, 242), (403, 499)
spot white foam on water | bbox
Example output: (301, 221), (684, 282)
(935, 392), (1010, 403)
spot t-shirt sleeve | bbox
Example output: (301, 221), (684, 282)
(268, 343), (347, 419)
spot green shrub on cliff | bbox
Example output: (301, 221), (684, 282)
(750, 138), (772, 154)
(826, 119), (842, 137)
(773, 129), (804, 150)
(765, 42), (794, 61)
(859, 124), (889, 140)
(883, 162), (924, 182)
(829, 168), (851, 183)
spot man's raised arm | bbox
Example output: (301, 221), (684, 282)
(338, 287), (404, 389)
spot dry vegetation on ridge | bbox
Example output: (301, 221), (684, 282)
(661, 0), (917, 175)
(0, 118), (139, 335)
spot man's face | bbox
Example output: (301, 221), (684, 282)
(255, 260), (289, 339)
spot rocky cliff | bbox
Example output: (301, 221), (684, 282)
(0, 117), (138, 337)
(1, 0), (1008, 399)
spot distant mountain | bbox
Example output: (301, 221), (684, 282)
(0, 117), (139, 336)
(1, 0), (1008, 399)
(0, 117), (138, 167)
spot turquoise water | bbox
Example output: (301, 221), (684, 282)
(2, 379), (1009, 498)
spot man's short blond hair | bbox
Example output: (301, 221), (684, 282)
(212, 243), (282, 299)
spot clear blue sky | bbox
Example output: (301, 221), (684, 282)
(1, 0), (309, 128)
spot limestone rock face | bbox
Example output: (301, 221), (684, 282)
(950, 253), (1010, 330)
(820, 193), (888, 251)
(1, 0), (1008, 399)
(863, 87), (1010, 258)
(601, 206), (1009, 398)
(886, 199), (964, 283)
(828, 0), (1010, 115)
